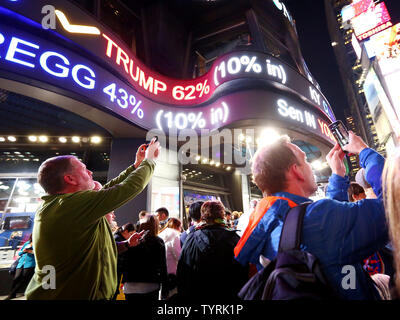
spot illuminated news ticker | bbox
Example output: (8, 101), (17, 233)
(0, 16), (335, 143)
(102, 83), (143, 119)
(0, 26), (230, 132)
(0, 30), (145, 123)
(101, 34), (335, 122)
(276, 98), (335, 143)
(213, 56), (286, 85)
(155, 102), (229, 131)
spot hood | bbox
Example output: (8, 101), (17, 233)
(191, 225), (238, 253)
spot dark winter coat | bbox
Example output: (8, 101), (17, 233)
(121, 235), (167, 285)
(177, 224), (248, 301)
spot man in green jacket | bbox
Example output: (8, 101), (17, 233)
(25, 139), (160, 300)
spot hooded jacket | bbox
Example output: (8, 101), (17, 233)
(235, 148), (387, 300)
(177, 224), (248, 301)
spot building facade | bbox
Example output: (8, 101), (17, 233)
(325, 0), (399, 163)
(0, 0), (337, 279)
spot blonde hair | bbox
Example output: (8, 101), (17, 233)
(383, 148), (400, 295)
(159, 217), (182, 234)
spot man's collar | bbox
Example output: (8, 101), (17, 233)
(271, 191), (312, 205)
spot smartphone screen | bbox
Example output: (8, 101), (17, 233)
(329, 121), (349, 149)
(139, 230), (149, 242)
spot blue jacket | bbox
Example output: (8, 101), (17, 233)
(180, 225), (195, 247)
(17, 240), (36, 269)
(235, 148), (387, 300)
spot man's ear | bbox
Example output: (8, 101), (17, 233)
(290, 163), (305, 182)
(63, 174), (77, 186)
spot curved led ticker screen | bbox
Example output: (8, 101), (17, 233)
(0, 5), (336, 145)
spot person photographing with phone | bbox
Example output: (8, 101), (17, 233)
(235, 130), (389, 299)
(25, 138), (160, 300)
(120, 214), (168, 301)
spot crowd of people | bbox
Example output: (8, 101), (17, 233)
(5, 131), (400, 301)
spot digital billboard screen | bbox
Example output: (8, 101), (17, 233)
(351, 2), (392, 41)
(0, 5), (336, 145)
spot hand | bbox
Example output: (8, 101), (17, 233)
(326, 143), (346, 177)
(134, 144), (147, 168)
(93, 181), (102, 191)
(145, 138), (161, 161)
(127, 231), (144, 247)
(342, 131), (368, 154)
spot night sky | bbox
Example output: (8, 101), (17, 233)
(285, 0), (400, 122)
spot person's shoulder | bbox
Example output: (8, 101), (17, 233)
(308, 198), (338, 211)
(49, 191), (95, 206)
(306, 198), (355, 217)
(155, 236), (166, 246)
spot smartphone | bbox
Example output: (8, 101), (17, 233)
(139, 230), (149, 242)
(328, 120), (349, 150)
(141, 136), (158, 151)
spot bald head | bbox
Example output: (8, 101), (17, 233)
(38, 156), (75, 195)
(38, 156), (95, 195)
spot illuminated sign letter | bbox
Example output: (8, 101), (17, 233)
(71, 64), (96, 89)
(309, 86), (321, 105)
(102, 33), (118, 58)
(154, 80), (167, 95)
(277, 99), (303, 123)
(277, 98), (289, 117)
(116, 47), (130, 73)
(139, 70), (154, 93)
(5, 37), (39, 68)
(305, 111), (316, 129)
(39, 51), (70, 77)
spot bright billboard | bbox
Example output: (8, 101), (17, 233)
(351, 2), (392, 41)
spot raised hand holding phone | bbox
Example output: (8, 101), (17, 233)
(127, 231), (145, 247)
(342, 131), (369, 155)
(134, 137), (159, 167)
(328, 120), (349, 152)
(145, 137), (161, 161)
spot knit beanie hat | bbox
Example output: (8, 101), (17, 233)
(355, 168), (371, 189)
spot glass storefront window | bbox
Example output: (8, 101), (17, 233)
(151, 176), (180, 218)
(0, 178), (15, 213)
(1, 178), (46, 214)
(0, 177), (46, 268)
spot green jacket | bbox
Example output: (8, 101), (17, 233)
(25, 159), (155, 300)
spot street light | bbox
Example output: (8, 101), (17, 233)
(257, 128), (280, 147)
(39, 135), (48, 143)
(90, 136), (102, 144)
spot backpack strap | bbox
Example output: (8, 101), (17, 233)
(234, 196), (297, 258)
(278, 202), (312, 252)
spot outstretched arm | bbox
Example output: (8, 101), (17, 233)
(103, 143), (148, 189)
